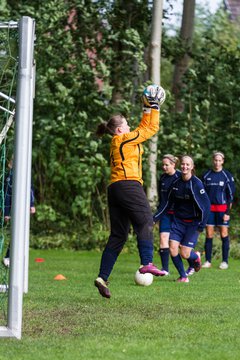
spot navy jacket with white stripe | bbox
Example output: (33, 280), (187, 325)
(154, 175), (211, 232)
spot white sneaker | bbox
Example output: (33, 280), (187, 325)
(202, 261), (211, 268)
(3, 258), (10, 267)
(219, 261), (228, 270)
(186, 267), (195, 276)
(0, 284), (8, 293)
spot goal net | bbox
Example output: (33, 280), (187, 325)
(0, 17), (35, 339)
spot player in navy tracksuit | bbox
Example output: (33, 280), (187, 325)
(202, 151), (235, 270)
(156, 154), (181, 276)
(154, 155), (210, 282)
(2, 159), (35, 267)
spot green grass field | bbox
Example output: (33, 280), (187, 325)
(0, 249), (240, 360)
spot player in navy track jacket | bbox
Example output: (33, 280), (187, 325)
(4, 169), (35, 218)
(154, 155), (211, 283)
(201, 151), (235, 270)
(2, 158), (35, 268)
(156, 154), (181, 276)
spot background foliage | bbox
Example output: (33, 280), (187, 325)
(2, 0), (240, 249)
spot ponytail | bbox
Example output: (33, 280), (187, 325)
(96, 122), (109, 137)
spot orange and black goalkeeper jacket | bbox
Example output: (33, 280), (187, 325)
(110, 108), (160, 185)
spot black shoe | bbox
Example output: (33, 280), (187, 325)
(94, 277), (111, 299)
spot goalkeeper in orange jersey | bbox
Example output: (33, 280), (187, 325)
(94, 85), (166, 298)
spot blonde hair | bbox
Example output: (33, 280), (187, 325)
(212, 151), (225, 160)
(180, 155), (195, 175)
(162, 154), (179, 165)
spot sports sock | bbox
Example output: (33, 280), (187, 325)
(98, 246), (118, 281)
(171, 254), (186, 278)
(158, 248), (169, 272)
(205, 237), (213, 262)
(187, 250), (198, 267)
(5, 246), (10, 258)
(137, 239), (153, 265)
(221, 236), (229, 263)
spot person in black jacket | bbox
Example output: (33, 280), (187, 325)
(2, 157), (35, 267)
(154, 155), (210, 283)
(156, 154), (181, 276)
(202, 151), (235, 270)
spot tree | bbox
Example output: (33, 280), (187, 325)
(4, 1), (240, 248)
(4, 0), (153, 243)
(147, 0), (163, 208)
(172, 0), (196, 112)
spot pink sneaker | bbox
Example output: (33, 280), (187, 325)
(159, 269), (169, 276)
(176, 277), (189, 283)
(139, 263), (163, 276)
(193, 251), (201, 272)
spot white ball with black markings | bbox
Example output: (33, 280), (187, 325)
(142, 84), (166, 107)
(134, 270), (153, 286)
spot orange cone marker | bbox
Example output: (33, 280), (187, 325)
(35, 258), (45, 263)
(54, 274), (67, 280)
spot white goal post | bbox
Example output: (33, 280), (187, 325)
(0, 16), (35, 339)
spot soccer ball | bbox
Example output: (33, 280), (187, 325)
(134, 270), (153, 286)
(142, 84), (166, 107)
